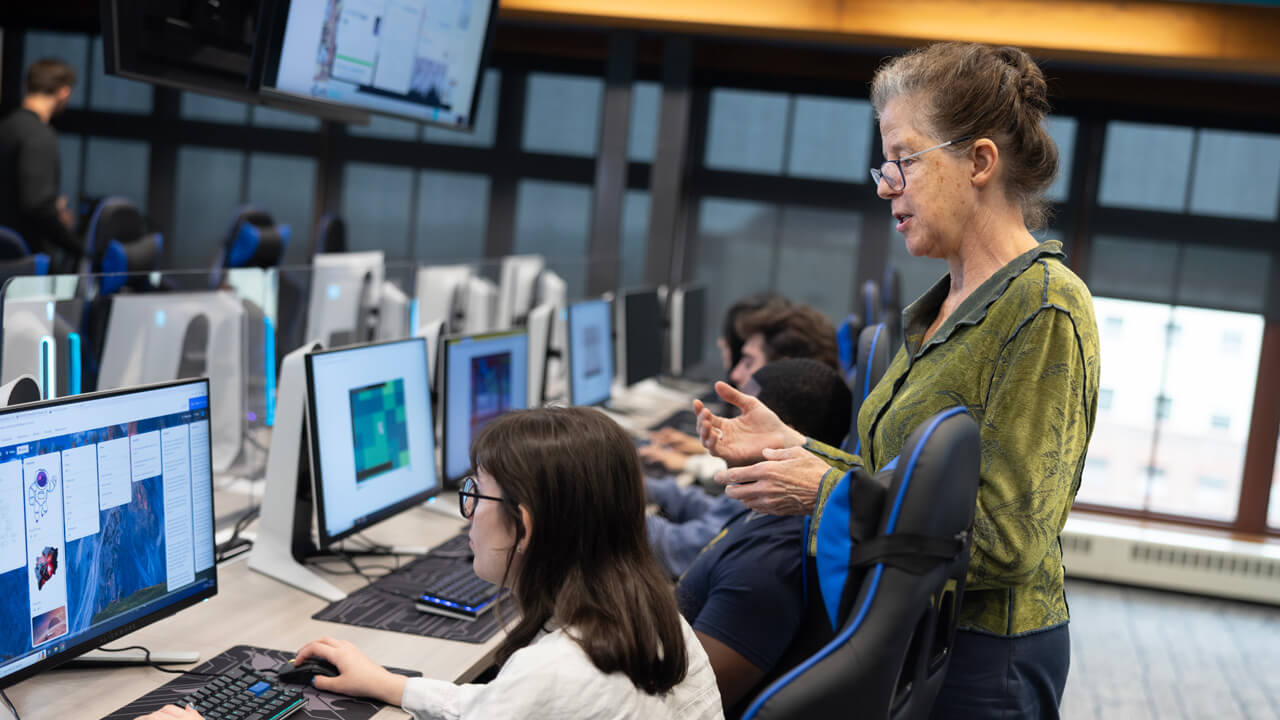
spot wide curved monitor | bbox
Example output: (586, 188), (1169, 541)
(0, 379), (216, 690)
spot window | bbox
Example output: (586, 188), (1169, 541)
(1084, 299), (1264, 522)
(173, 148), (244, 269)
(1270, 434), (1280, 530)
(341, 164), (413, 260)
(618, 191), (651, 288)
(692, 197), (778, 372)
(627, 82), (660, 163)
(1098, 122), (1194, 212)
(414, 170), (490, 265)
(1099, 388), (1114, 412)
(786, 95), (873, 182)
(1044, 116), (1077, 203)
(773, 206), (860, 322)
(522, 73), (603, 157)
(83, 138), (149, 211)
(704, 89), (789, 173)
(513, 180), (592, 299)
(1188, 129), (1280, 221)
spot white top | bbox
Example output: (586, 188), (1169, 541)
(400, 616), (724, 720)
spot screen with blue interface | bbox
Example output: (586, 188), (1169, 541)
(443, 330), (528, 482)
(0, 380), (215, 687)
(568, 299), (613, 407)
(267, 0), (497, 128)
(307, 338), (438, 544)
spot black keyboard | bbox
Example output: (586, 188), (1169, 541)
(648, 408), (700, 436)
(415, 564), (505, 621)
(176, 662), (305, 720)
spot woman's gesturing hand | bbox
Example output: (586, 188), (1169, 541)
(695, 381), (804, 467)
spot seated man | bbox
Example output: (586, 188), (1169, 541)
(674, 359), (852, 715)
(643, 303), (840, 578)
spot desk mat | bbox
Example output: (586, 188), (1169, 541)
(312, 534), (506, 644)
(99, 644), (419, 720)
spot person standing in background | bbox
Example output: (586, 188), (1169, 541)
(0, 58), (80, 268)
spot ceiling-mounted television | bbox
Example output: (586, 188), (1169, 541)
(257, 0), (500, 129)
(100, 0), (371, 124)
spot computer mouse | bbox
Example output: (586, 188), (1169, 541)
(277, 657), (341, 685)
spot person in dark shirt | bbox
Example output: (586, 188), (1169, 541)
(0, 58), (79, 264)
(676, 358), (851, 715)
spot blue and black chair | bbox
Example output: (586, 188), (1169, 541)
(843, 322), (892, 453)
(0, 226), (50, 283)
(835, 312), (863, 383)
(315, 212), (346, 254)
(743, 407), (980, 720)
(79, 198), (163, 391)
(211, 206), (291, 288)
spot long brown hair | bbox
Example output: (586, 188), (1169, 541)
(469, 406), (688, 694)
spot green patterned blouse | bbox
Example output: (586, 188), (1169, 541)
(807, 240), (1100, 636)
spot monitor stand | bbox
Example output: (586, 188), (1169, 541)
(247, 341), (346, 602)
(64, 649), (201, 667)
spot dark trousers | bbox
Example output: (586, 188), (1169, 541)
(930, 624), (1070, 720)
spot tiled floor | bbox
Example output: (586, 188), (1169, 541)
(1063, 579), (1280, 719)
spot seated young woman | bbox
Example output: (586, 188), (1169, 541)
(136, 407), (723, 720)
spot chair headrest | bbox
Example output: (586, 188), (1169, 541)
(817, 407), (979, 628)
(86, 197), (145, 263)
(98, 233), (163, 295)
(860, 280), (879, 327)
(316, 213), (346, 254)
(835, 313), (863, 378)
(225, 209), (290, 269)
(0, 226), (31, 260)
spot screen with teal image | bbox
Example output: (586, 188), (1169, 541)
(348, 378), (410, 483)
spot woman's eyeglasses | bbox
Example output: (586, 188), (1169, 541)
(458, 475), (504, 519)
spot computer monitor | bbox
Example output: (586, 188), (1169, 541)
(669, 285), (707, 377)
(376, 281), (412, 342)
(0, 379), (216, 690)
(259, 0), (500, 129)
(462, 276), (498, 334)
(304, 252), (384, 349)
(101, 0), (369, 124)
(496, 255), (545, 329)
(440, 329), (529, 485)
(304, 338), (439, 547)
(525, 303), (554, 407)
(567, 299), (614, 407)
(615, 288), (663, 387)
(96, 292), (246, 474)
(416, 264), (473, 335)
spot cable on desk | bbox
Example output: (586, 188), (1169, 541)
(1, 688), (19, 720)
(214, 504), (261, 563)
(94, 646), (219, 677)
(306, 548), (397, 586)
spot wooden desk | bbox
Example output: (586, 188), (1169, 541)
(7, 501), (499, 719)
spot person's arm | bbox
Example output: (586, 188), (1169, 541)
(647, 496), (745, 578)
(16, 133), (78, 256)
(966, 307), (1094, 590)
(683, 525), (805, 711)
(694, 631), (766, 712)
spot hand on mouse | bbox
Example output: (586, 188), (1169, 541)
(294, 636), (406, 706)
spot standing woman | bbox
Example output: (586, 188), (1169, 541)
(696, 43), (1099, 718)
(137, 407), (723, 720)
